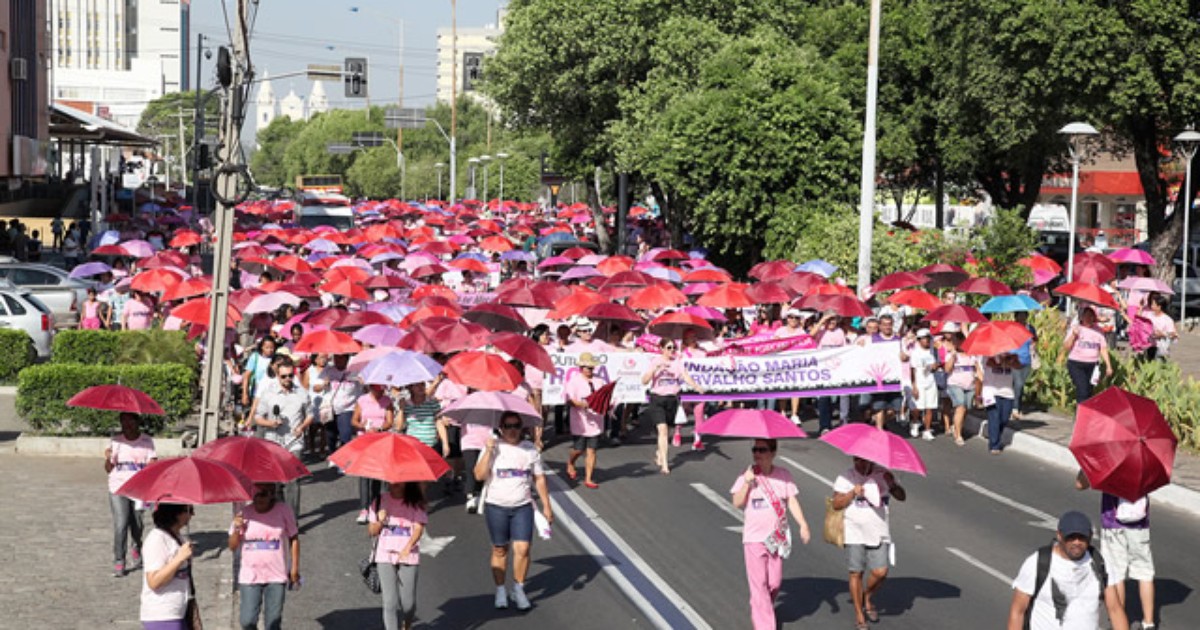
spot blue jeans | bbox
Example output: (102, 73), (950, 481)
(109, 493), (144, 563)
(817, 396), (834, 431)
(986, 397), (1014, 452)
(239, 582), (286, 630)
(1011, 365), (1031, 412)
(334, 411), (355, 448)
(1066, 360), (1096, 404)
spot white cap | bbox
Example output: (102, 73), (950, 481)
(942, 322), (961, 333)
(574, 318), (597, 332)
(784, 308), (803, 318)
(916, 328), (932, 339)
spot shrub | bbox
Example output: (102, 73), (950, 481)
(1024, 307), (1200, 450)
(52, 329), (198, 372)
(0, 329), (35, 380)
(51, 329), (122, 364)
(16, 363), (195, 435)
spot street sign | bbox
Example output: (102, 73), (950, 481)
(344, 57), (368, 98)
(351, 132), (385, 147)
(326, 143), (357, 155)
(385, 106), (427, 130)
(307, 64), (343, 82)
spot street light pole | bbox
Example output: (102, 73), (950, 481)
(481, 154), (492, 201)
(855, 0), (882, 297)
(1059, 122), (1099, 309)
(450, 0), (458, 203)
(435, 162), (445, 200)
(1175, 129), (1200, 324)
(497, 152), (509, 202)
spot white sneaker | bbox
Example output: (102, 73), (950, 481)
(921, 430), (935, 441)
(355, 509), (368, 524)
(790, 414), (801, 425)
(466, 494), (477, 514)
(909, 422), (920, 438)
(494, 586), (508, 609)
(511, 582), (532, 610)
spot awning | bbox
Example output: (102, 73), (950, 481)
(48, 103), (158, 147)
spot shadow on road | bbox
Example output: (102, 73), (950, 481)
(299, 497), (358, 535)
(777, 575), (961, 623)
(1151, 578), (1193, 625)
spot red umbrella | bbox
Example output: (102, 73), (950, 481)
(581, 302), (644, 327)
(295, 329), (362, 355)
(398, 306), (462, 328)
(921, 304), (988, 324)
(682, 268), (732, 284)
(411, 264), (450, 279)
(161, 276), (213, 302)
(546, 289), (607, 320)
(626, 284), (688, 310)
(1070, 387), (1177, 501)
(586, 381), (619, 416)
(478, 235), (514, 253)
(805, 283), (857, 297)
(744, 282), (794, 304)
(887, 289), (943, 312)
(322, 277), (371, 301)
(269, 255), (313, 274)
(955, 277), (1013, 296)
(960, 321), (1032, 356)
(871, 271), (929, 294)
(463, 303), (530, 333)
(748, 260), (796, 282)
(116, 457), (254, 504)
(918, 263), (970, 289)
(328, 433), (451, 483)
(171, 298), (242, 328)
(411, 284), (458, 301)
(169, 230), (204, 248)
(450, 258), (491, 273)
(330, 310), (394, 330)
(1053, 281), (1120, 310)
(778, 272), (826, 295)
(131, 268), (187, 293)
(652, 249), (689, 262)
(1070, 252), (1118, 284)
(138, 250), (189, 270)
(561, 247), (593, 260)
(596, 256), (635, 276)
(193, 436), (310, 483)
(531, 281), (572, 306)
(698, 283), (754, 309)
(443, 351), (523, 391)
(488, 331), (554, 372)
(496, 286), (551, 308)
(1017, 253), (1062, 274)
(364, 275), (410, 289)
(67, 384), (165, 415)
(398, 320), (490, 354)
(648, 311), (714, 340)
(794, 294), (872, 318)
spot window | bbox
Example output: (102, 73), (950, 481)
(3, 294), (27, 316)
(9, 269), (58, 286)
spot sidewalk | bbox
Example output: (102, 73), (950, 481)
(0, 454), (235, 629)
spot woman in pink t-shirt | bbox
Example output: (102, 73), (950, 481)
(1060, 307), (1113, 403)
(641, 338), (706, 475)
(228, 483), (300, 630)
(352, 385), (394, 523)
(565, 353), (606, 488)
(105, 412), (157, 576)
(730, 439), (811, 630)
(122, 291), (155, 331)
(368, 482), (427, 630)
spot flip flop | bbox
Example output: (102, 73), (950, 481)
(566, 467), (578, 480)
(584, 481), (599, 489)
(864, 606), (879, 623)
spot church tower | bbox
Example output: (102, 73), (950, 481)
(307, 81), (329, 120)
(255, 71), (277, 134)
(280, 87), (306, 122)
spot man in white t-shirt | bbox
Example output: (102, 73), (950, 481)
(832, 457), (906, 629)
(1007, 511), (1128, 630)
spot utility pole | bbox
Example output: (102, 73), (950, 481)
(198, 0), (252, 445)
(855, 0), (882, 296)
(175, 106), (189, 188)
(398, 20), (405, 200)
(450, 0), (458, 203)
(193, 33), (206, 211)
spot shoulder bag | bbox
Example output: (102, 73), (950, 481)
(358, 497), (383, 594)
(823, 495), (845, 548)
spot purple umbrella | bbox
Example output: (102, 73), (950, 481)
(500, 250), (535, 262)
(359, 351), (443, 387)
(353, 323), (406, 347)
(576, 254), (607, 266)
(369, 252), (406, 265)
(1117, 277), (1173, 295)
(366, 302), (415, 322)
(643, 266), (682, 283)
(306, 238), (341, 253)
(69, 261), (112, 278)
(119, 239), (156, 258)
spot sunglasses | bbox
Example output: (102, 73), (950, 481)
(501, 423), (523, 430)
(663, 345), (676, 351)
(751, 447), (772, 454)
(278, 373), (295, 379)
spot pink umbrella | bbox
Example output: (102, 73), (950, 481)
(699, 409), (807, 439)
(1116, 276), (1173, 294)
(347, 346), (404, 372)
(119, 239), (157, 258)
(576, 254), (607, 266)
(537, 256), (574, 269)
(681, 305), (727, 322)
(242, 292), (302, 314)
(818, 424), (927, 476)
(441, 391), (542, 428)
(352, 323), (406, 347)
(682, 282), (717, 296)
(1108, 248), (1156, 266)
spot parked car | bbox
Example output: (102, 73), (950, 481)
(0, 263), (93, 328)
(1170, 259), (1200, 316)
(0, 280), (55, 357)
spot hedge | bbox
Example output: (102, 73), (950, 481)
(16, 363), (195, 434)
(0, 329), (35, 380)
(52, 329), (198, 372)
(1024, 308), (1200, 451)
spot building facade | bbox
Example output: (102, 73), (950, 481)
(435, 9), (505, 106)
(49, 0), (189, 127)
(3, 0), (51, 183)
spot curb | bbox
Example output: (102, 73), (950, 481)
(0, 386), (16, 395)
(961, 412), (1200, 519)
(14, 434), (193, 457)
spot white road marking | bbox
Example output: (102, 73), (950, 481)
(547, 474), (712, 630)
(946, 547), (1012, 585)
(780, 455), (835, 487)
(958, 480), (1058, 530)
(419, 534), (456, 558)
(688, 482), (744, 534)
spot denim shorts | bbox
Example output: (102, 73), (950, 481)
(483, 502), (534, 546)
(947, 385), (971, 408)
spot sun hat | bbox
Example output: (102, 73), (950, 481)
(577, 352), (600, 368)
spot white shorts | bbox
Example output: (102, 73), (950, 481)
(913, 385), (939, 410)
(1101, 527), (1154, 581)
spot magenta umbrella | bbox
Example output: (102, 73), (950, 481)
(1108, 248), (1156, 266)
(818, 424), (927, 476)
(700, 409), (807, 439)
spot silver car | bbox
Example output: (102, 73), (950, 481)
(0, 262), (94, 328)
(0, 281), (55, 358)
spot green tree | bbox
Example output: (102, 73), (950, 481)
(346, 145), (402, 199)
(249, 116), (304, 187)
(971, 207), (1037, 288)
(136, 91), (220, 180)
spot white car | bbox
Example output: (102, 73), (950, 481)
(0, 281), (55, 358)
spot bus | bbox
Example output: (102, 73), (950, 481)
(295, 190), (354, 231)
(295, 174), (344, 194)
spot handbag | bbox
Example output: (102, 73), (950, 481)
(186, 572), (203, 630)
(823, 496), (846, 548)
(318, 379), (341, 425)
(359, 497), (383, 594)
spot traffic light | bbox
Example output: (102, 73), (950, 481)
(344, 57), (368, 98)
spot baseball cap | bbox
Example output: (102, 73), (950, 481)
(574, 318), (597, 333)
(784, 308), (803, 318)
(942, 322), (961, 333)
(916, 328), (932, 339)
(1057, 511), (1093, 538)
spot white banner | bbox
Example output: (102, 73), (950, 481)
(543, 351), (656, 406)
(681, 342), (903, 401)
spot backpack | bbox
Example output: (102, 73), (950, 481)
(1024, 543), (1108, 630)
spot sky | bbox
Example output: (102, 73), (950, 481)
(191, 0), (508, 111)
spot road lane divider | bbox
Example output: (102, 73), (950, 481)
(780, 455), (835, 487)
(958, 480), (1058, 530)
(945, 547), (1012, 585)
(690, 483), (744, 534)
(546, 474), (712, 630)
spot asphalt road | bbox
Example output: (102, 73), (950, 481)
(267, 416), (1199, 629)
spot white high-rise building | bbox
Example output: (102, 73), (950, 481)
(50, 0), (190, 127)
